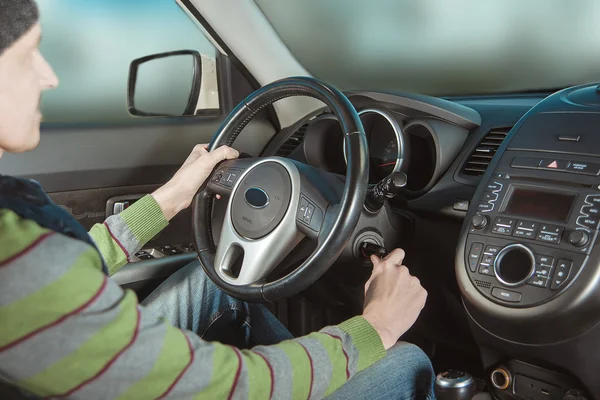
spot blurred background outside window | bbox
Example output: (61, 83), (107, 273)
(256, 0), (600, 95)
(38, 0), (215, 124)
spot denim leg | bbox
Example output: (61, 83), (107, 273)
(140, 261), (292, 348)
(325, 342), (436, 400)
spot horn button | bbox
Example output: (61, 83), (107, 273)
(231, 162), (292, 239)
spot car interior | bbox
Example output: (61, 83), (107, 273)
(1, 1), (599, 399)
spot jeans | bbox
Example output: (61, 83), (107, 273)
(141, 261), (436, 400)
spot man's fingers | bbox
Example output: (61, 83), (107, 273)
(383, 248), (405, 266)
(182, 144), (210, 167)
(205, 145), (239, 165)
(196, 144), (209, 155)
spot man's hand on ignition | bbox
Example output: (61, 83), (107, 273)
(362, 249), (428, 350)
(152, 144), (239, 220)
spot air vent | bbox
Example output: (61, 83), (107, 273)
(276, 124), (309, 157)
(474, 279), (492, 289)
(462, 127), (512, 177)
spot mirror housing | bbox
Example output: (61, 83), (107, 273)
(127, 50), (202, 117)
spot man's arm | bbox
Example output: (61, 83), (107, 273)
(88, 195), (168, 275)
(0, 213), (386, 399)
(88, 144), (239, 275)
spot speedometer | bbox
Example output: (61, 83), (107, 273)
(358, 108), (405, 184)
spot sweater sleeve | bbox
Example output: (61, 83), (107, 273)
(0, 211), (386, 399)
(88, 194), (168, 275)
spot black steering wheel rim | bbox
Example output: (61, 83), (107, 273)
(192, 76), (369, 302)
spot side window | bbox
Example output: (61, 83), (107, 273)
(38, 0), (217, 124)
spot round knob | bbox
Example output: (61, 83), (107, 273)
(471, 214), (488, 230)
(494, 244), (536, 287)
(434, 370), (475, 400)
(568, 230), (589, 248)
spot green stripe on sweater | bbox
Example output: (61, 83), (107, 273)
(116, 325), (191, 400)
(243, 350), (273, 400)
(119, 195), (168, 245)
(0, 249), (105, 348)
(202, 344), (240, 399)
(19, 290), (138, 396)
(338, 316), (386, 371)
(0, 210), (50, 262)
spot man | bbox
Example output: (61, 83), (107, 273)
(0, 0), (435, 398)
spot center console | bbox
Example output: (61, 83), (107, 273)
(456, 83), (600, 399)
(465, 155), (599, 308)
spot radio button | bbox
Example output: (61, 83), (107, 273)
(481, 254), (495, 265)
(478, 202), (494, 212)
(514, 229), (535, 239)
(484, 245), (501, 255)
(486, 182), (502, 191)
(513, 220), (539, 239)
(467, 242), (484, 272)
(491, 287), (522, 302)
(535, 254), (554, 266)
(492, 218), (515, 235)
(539, 159), (568, 171)
(479, 264), (495, 276)
(482, 192), (497, 202)
(551, 260), (573, 290)
(535, 265), (553, 277)
(566, 161), (600, 176)
(511, 157), (541, 169)
(581, 205), (600, 216)
(585, 195), (600, 205)
(576, 216), (600, 230)
(536, 224), (563, 244)
(527, 276), (549, 288)
(537, 233), (561, 244)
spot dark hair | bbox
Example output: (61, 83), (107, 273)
(0, 0), (39, 55)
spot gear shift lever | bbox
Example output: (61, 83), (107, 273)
(435, 370), (476, 400)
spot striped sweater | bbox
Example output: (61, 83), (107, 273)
(0, 194), (386, 399)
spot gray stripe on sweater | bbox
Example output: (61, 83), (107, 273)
(67, 306), (167, 400)
(0, 281), (124, 382)
(103, 214), (141, 260)
(320, 326), (360, 376)
(252, 344), (294, 400)
(0, 234), (96, 306)
(296, 336), (333, 400)
(232, 347), (249, 400)
(164, 330), (215, 399)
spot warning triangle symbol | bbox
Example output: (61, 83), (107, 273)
(547, 160), (559, 168)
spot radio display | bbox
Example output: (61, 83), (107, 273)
(503, 187), (576, 223)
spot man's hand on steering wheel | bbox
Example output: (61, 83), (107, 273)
(152, 144), (239, 220)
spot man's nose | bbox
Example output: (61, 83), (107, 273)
(37, 51), (59, 90)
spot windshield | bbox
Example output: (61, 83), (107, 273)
(255, 0), (600, 96)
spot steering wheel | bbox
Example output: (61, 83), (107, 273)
(192, 77), (369, 302)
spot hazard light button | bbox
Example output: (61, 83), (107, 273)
(539, 159), (568, 171)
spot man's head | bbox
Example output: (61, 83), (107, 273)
(0, 0), (58, 157)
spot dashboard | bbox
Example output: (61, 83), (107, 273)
(263, 85), (600, 399)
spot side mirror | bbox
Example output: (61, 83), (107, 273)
(127, 50), (203, 117)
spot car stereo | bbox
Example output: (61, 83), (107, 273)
(465, 154), (600, 307)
